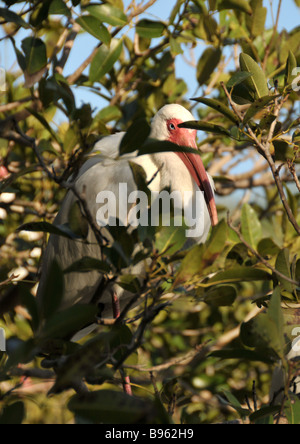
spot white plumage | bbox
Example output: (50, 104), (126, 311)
(37, 104), (218, 321)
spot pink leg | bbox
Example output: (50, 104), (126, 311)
(112, 293), (132, 396)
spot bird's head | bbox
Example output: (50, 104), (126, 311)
(150, 104), (218, 227)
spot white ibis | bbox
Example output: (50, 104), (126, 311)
(37, 104), (218, 322)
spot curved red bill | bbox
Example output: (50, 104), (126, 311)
(175, 151), (218, 227)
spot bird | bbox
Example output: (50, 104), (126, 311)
(36, 104), (218, 327)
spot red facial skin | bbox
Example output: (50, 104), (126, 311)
(166, 118), (218, 227)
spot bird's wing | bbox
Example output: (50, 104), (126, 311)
(36, 135), (150, 319)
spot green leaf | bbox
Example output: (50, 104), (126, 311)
(17, 221), (82, 241)
(221, 390), (251, 416)
(217, 0), (253, 14)
(257, 238), (280, 257)
(89, 38), (123, 82)
(192, 97), (239, 125)
(21, 37), (47, 75)
(64, 257), (111, 274)
(240, 288), (285, 359)
(26, 107), (62, 145)
(119, 118), (151, 155)
(197, 47), (221, 86)
(155, 223), (187, 255)
(285, 396), (300, 424)
(0, 7), (29, 28)
(210, 348), (274, 363)
(239, 53), (269, 99)
(49, 0), (71, 16)
(276, 249), (294, 293)
(129, 161), (149, 194)
(95, 105), (122, 123)
(245, 0), (267, 37)
(137, 139), (201, 156)
(40, 304), (98, 339)
(207, 266), (271, 286)
(273, 139), (297, 162)
(227, 71), (253, 89)
(174, 244), (205, 285)
(249, 405), (281, 423)
(241, 203), (262, 248)
(203, 285), (237, 306)
(83, 4), (127, 27)
(178, 120), (231, 136)
(68, 390), (155, 424)
(285, 50), (297, 87)
(76, 16), (111, 44)
(117, 274), (141, 293)
(243, 95), (279, 125)
(38, 259), (64, 321)
(136, 19), (165, 38)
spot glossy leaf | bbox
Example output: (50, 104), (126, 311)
(76, 16), (111, 44)
(243, 95), (279, 125)
(136, 19), (165, 38)
(241, 203), (262, 248)
(83, 4), (127, 27)
(178, 120), (231, 136)
(275, 249), (294, 293)
(227, 71), (253, 89)
(239, 53), (269, 99)
(285, 50), (297, 86)
(192, 97), (239, 125)
(17, 221), (82, 241)
(119, 118), (151, 155)
(217, 0), (253, 14)
(89, 39), (123, 82)
(21, 37), (47, 77)
(203, 285), (237, 306)
(0, 7), (29, 28)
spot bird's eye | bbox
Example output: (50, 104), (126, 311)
(168, 122), (176, 131)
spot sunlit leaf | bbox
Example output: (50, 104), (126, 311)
(89, 39), (123, 82)
(76, 16), (111, 44)
(217, 0), (252, 14)
(239, 53), (269, 98)
(83, 4), (127, 27)
(241, 203), (262, 248)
